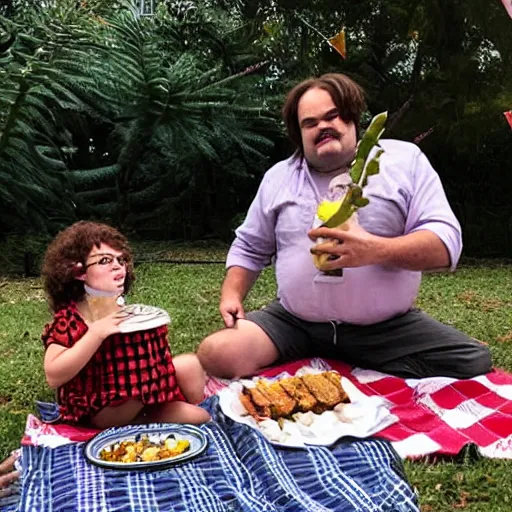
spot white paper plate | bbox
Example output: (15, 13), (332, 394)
(116, 304), (170, 333)
(218, 369), (397, 448)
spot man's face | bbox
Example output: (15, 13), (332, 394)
(297, 87), (357, 173)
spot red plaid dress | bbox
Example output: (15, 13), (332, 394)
(41, 303), (185, 424)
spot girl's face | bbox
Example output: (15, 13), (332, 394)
(78, 243), (128, 294)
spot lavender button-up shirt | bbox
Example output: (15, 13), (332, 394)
(226, 139), (462, 325)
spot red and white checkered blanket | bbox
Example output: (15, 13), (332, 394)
(22, 358), (512, 459)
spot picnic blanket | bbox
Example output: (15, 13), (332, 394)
(4, 357), (512, 511)
(18, 358), (512, 459)
(2, 395), (419, 512)
(206, 358), (512, 460)
(330, 359), (512, 459)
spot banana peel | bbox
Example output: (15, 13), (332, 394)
(312, 111), (388, 272)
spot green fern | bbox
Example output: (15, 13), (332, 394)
(0, 4), (126, 234)
(77, 4), (277, 234)
(0, 0), (278, 238)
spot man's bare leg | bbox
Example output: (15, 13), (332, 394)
(197, 319), (279, 378)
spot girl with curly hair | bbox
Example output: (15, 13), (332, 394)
(41, 221), (210, 429)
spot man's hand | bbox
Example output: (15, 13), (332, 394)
(309, 223), (451, 272)
(309, 222), (388, 271)
(220, 295), (245, 328)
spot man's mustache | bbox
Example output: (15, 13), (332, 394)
(315, 129), (341, 145)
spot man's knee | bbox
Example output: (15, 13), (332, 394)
(197, 320), (279, 378)
(196, 331), (231, 376)
(465, 341), (492, 377)
(439, 338), (492, 379)
(197, 328), (255, 378)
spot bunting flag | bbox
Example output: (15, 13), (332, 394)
(295, 13), (347, 60)
(504, 111), (512, 129)
(328, 29), (346, 59)
(500, 0), (512, 18)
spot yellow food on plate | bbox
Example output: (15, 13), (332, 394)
(99, 435), (190, 463)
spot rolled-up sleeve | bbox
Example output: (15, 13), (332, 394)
(404, 150), (463, 271)
(226, 171), (277, 272)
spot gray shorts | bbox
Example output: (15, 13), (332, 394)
(246, 300), (492, 379)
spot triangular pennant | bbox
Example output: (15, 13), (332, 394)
(500, 0), (512, 19)
(504, 111), (512, 129)
(328, 29), (346, 59)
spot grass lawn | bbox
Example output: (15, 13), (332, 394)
(0, 254), (511, 511)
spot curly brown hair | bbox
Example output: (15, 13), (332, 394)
(42, 221), (135, 312)
(282, 73), (366, 159)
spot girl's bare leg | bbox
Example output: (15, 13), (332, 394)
(173, 353), (207, 404)
(90, 399), (144, 429)
(143, 401), (210, 425)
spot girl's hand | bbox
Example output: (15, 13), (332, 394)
(87, 311), (126, 340)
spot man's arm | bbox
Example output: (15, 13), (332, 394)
(311, 145), (461, 272)
(403, 149), (462, 270)
(380, 230), (450, 270)
(222, 266), (260, 301)
(309, 224), (449, 272)
(221, 165), (285, 326)
(219, 266), (260, 327)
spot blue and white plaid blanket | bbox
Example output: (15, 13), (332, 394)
(2, 397), (419, 512)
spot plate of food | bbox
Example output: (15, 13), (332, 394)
(218, 368), (397, 447)
(83, 423), (208, 470)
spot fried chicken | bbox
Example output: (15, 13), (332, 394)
(323, 371), (350, 403)
(242, 387), (272, 418)
(301, 373), (345, 413)
(239, 393), (264, 420)
(239, 371), (349, 421)
(278, 377), (318, 412)
(255, 380), (297, 419)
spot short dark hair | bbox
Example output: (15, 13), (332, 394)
(42, 221), (135, 312)
(282, 73), (366, 158)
